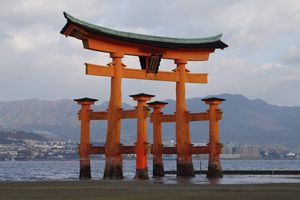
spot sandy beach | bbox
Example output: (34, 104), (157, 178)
(0, 181), (299, 200)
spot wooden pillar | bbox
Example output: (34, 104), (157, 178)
(202, 97), (225, 178)
(74, 97), (98, 179)
(175, 59), (195, 177)
(104, 52), (124, 179)
(148, 101), (168, 177)
(130, 93), (154, 180)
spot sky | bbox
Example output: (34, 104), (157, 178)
(0, 0), (300, 106)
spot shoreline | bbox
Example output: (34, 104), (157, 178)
(1, 157), (300, 161)
(0, 181), (299, 200)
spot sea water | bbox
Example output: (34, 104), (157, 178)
(0, 159), (300, 184)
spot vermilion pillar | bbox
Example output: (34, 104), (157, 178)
(130, 93), (154, 180)
(148, 101), (168, 177)
(74, 97), (98, 179)
(202, 97), (225, 178)
(175, 59), (195, 177)
(104, 52), (124, 179)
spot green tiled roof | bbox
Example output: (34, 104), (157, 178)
(61, 12), (228, 49)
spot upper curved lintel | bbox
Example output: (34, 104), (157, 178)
(60, 12), (228, 50)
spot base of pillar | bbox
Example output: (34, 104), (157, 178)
(135, 168), (149, 180)
(176, 161), (195, 177)
(103, 156), (123, 179)
(153, 163), (164, 177)
(79, 164), (91, 179)
(207, 163), (223, 178)
(103, 164), (123, 179)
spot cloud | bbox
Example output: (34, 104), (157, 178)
(194, 57), (300, 106)
(0, 0), (300, 106)
(281, 45), (300, 67)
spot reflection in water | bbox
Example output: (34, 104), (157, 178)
(0, 159), (300, 184)
(207, 178), (221, 185)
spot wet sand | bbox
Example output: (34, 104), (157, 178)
(0, 181), (299, 200)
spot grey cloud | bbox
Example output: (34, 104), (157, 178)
(0, 0), (300, 106)
(281, 46), (300, 67)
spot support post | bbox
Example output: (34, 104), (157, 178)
(175, 59), (195, 177)
(202, 97), (225, 178)
(104, 52), (124, 179)
(130, 93), (154, 180)
(74, 97), (98, 179)
(148, 101), (168, 177)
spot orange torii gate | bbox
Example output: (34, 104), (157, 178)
(61, 12), (228, 179)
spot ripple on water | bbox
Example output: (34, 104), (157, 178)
(0, 159), (300, 184)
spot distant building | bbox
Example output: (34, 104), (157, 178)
(222, 143), (233, 154)
(6, 151), (18, 156)
(221, 143), (240, 159)
(239, 144), (260, 159)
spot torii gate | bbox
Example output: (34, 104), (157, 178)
(61, 12), (228, 179)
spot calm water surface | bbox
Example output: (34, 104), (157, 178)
(0, 159), (300, 184)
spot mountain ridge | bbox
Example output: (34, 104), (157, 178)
(0, 94), (299, 147)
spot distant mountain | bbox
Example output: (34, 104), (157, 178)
(0, 94), (299, 147)
(0, 99), (79, 140)
(0, 99), (135, 143)
(186, 94), (300, 147)
(0, 130), (49, 144)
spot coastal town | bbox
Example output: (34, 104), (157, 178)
(0, 136), (298, 161)
(0, 139), (78, 161)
